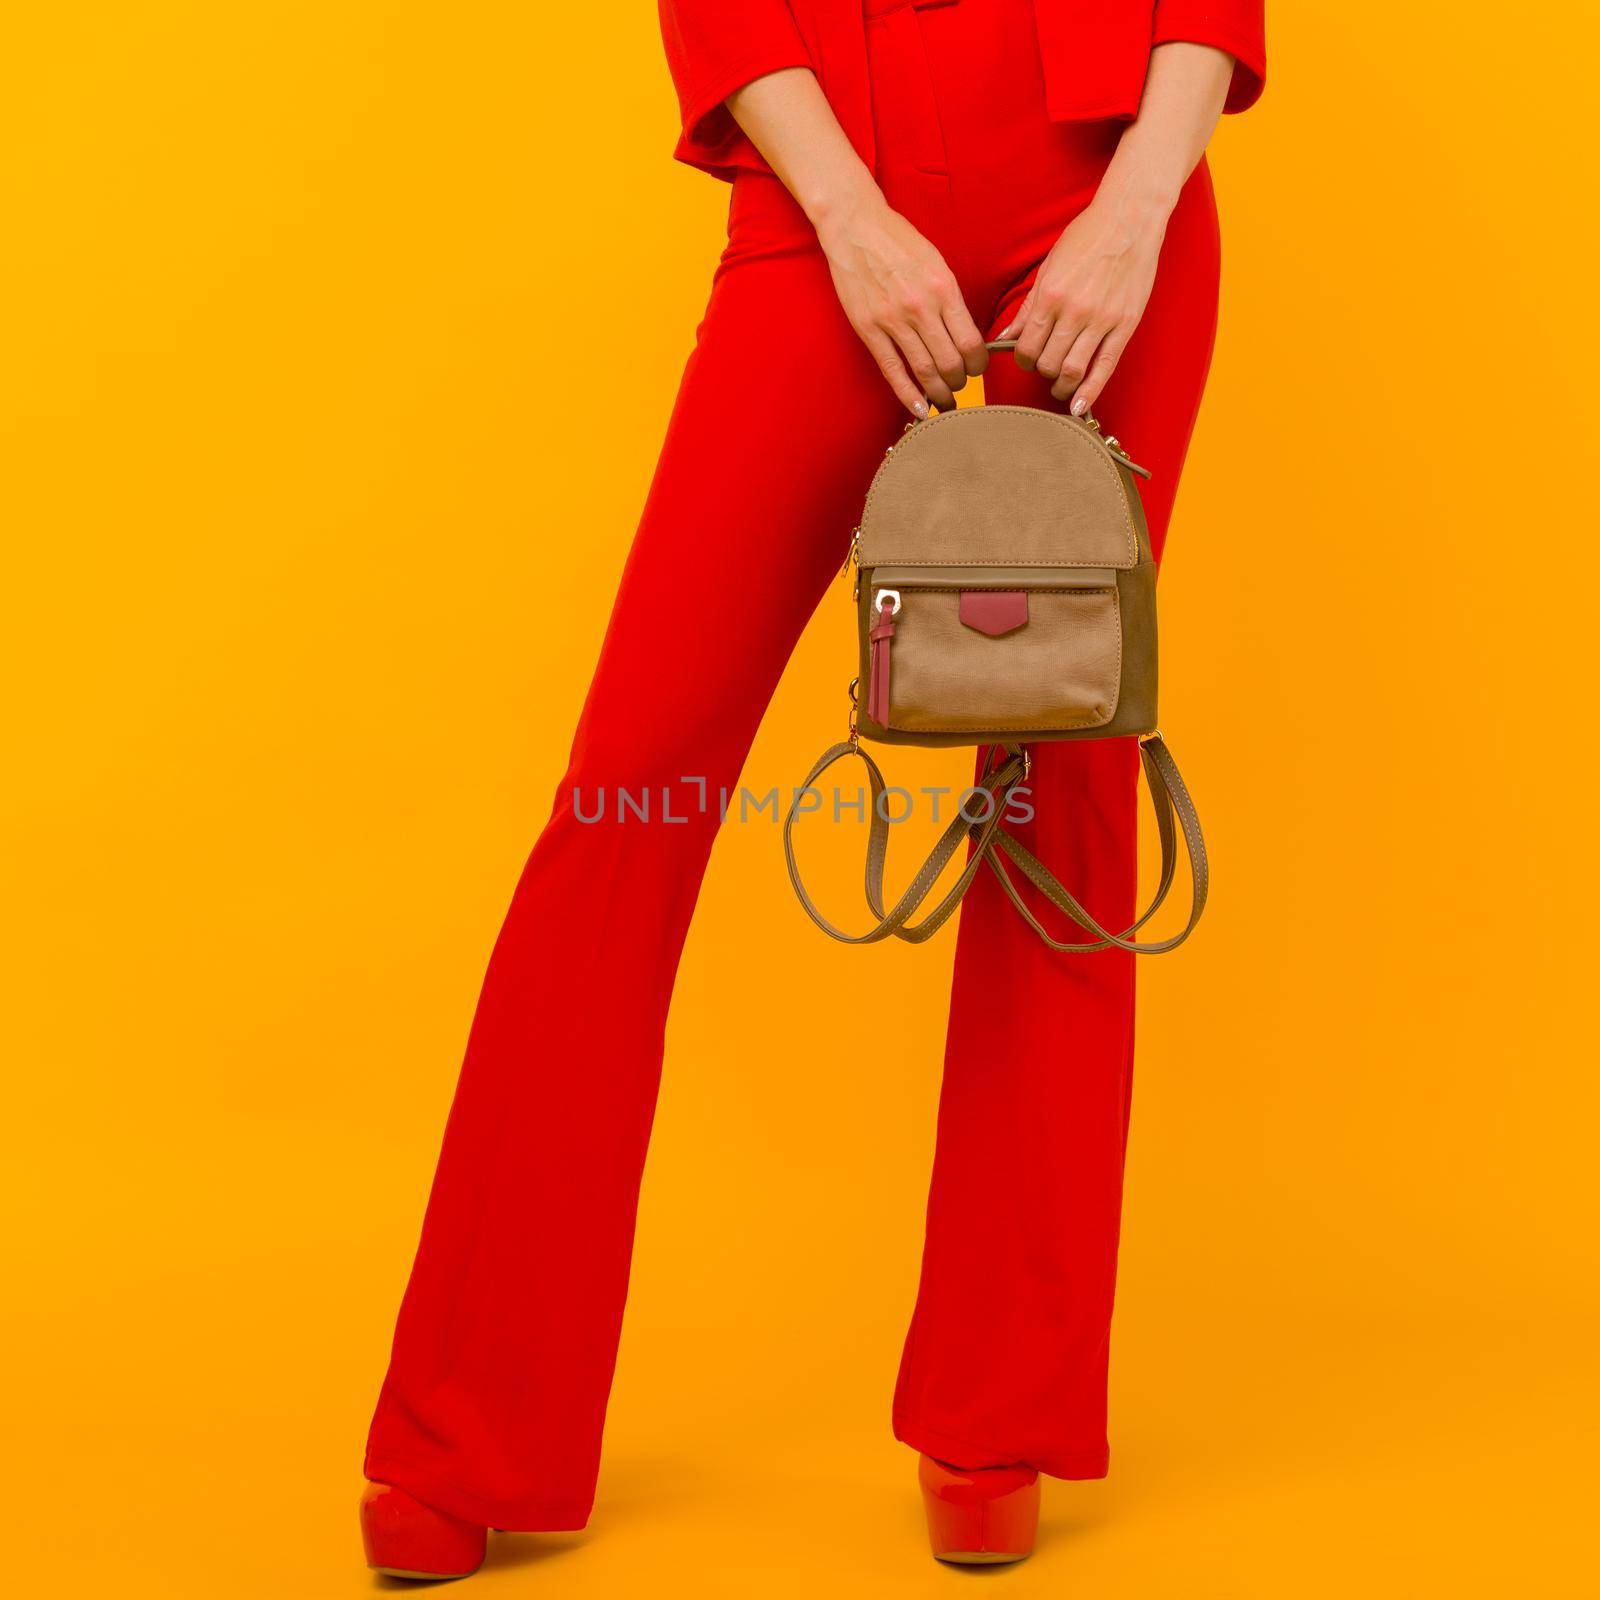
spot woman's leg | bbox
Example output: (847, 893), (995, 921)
(892, 165), (1223, 1478)
(366, 175), (902, 1531)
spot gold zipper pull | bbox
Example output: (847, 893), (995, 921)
(1103, 436), (1152, 480)
(1074, 410), (1151, 478)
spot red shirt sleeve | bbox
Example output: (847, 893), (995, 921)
(1151, 0), (1266, 113)
(658, 0), (815, 175)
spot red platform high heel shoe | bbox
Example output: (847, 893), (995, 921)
(918, 1454), (1040, 1565)
(360, 1482), (487, 1581)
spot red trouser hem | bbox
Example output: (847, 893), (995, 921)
(364, 1453), (593, 1533)
(892, 1413), (1111, 1482)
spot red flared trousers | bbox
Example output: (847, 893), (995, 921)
(367, 0), (1220, 1531)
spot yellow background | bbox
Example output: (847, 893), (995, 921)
(4, 4), (1596, 1595)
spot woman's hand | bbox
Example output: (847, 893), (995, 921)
(815, 191), (988, 417)
(1000, 41), (1236, 414)
(721, 69), (986, 419)
(999, 189), (1168, 414)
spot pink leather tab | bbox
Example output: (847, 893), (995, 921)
(867, 597), (897, 726)
(959, 591), (1029, 636)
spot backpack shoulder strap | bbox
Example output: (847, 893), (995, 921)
(782, 735), (1207, 953)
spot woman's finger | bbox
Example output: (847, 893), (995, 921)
(1032, 308), (1086, 386)
(917, 312), (970, 397)
(1012, 298), (1058, 372)
(1071, 324), (1131, 414)
(861, 326), (930, 418)
(894, 325), (957, 412)
(997, 289), (1033, 345)
(941, 291), (990, 379)
(1050, 324), (1106, 405)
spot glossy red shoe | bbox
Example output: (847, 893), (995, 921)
(918, 1454), (1040, 1565)
(360, 1482), (487, 1581)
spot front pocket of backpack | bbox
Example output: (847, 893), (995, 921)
(865, 567), (1122, 734)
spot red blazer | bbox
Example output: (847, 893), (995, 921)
(658, 0), (1265, 180)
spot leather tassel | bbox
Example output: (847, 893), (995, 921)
(868, 597), (897, 726)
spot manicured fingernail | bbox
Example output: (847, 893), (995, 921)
(1071, 396), (1088, 415)
(913, 399), (929, 418)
